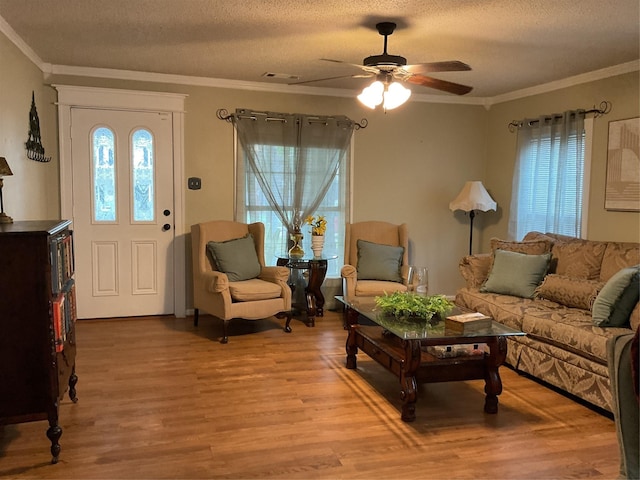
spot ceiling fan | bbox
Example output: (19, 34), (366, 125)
(291, 22), (473, 96)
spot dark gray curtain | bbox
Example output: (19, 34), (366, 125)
(233, 109), (355, 235)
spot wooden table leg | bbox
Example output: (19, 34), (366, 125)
(400, 339), (421, 422)
(345, 306), (359, 370)
(307, 260), (327, 317)
(484, 336), (507, 414)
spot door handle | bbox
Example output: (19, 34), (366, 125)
(162, 223), (171, 231)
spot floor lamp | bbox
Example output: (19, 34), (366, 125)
(449, 181), (497, 255)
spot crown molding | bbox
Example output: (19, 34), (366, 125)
(0, 14), (49, 71)
(488, 60), (640, 105)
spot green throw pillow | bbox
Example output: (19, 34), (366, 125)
(480, 249), (551, 298)
(206, 234), (261, 282)
(592, 265), (640, 327)
(356, 239), (403, 283)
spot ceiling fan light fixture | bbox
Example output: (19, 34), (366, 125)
(357, 80), (384, 109)
(383, 81), (411, 110)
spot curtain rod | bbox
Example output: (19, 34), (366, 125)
(507, 100), (612, 133)
(216, 108), (368, 129)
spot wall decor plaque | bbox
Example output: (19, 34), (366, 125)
(605, 117), (639, 211)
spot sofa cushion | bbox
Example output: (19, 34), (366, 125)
(228, 278), (283, 302)
(490, 237), (553, 255)
(456, 287), (550, 331)
(592, 265), (640, 326)
(481, 249), (551, 298)
(354, 279), (407, 297)
(523, 307), (631, 364)
(552, 239), (607, 280)
(600, 242), (640, 283)
(535, 274), (603, 310)
(356, 239), (404, 283)
(206, 234), (262, 282)
(608, 273), (640, 327)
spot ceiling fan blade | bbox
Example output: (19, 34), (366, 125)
(289, 73), (373, 86)
(403, 61), (471, 73)
(320, 58), (380, 74)
(320, 58), (367, 69)
(406, 74), (473, 95)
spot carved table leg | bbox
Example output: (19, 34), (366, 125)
(484, 336), (507, 414)
(345, 307), (359, 369)
(400, 339), (422, 422)
(305, 291), (316, 327)
(46, 421), (62, 464)
(69, 366), (78, 403)
(307, 260), (327, 320)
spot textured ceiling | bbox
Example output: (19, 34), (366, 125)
(0, 0), (638, 98)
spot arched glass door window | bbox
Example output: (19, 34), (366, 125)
(92, 127), (116, 222)
(131, 128), (155, 222)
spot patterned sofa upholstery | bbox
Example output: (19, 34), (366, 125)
(455, 231), (639, 412)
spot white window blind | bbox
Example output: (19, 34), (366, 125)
(509, 111), (587, 240)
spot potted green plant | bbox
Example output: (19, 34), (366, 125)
(374, 291), (454, 320)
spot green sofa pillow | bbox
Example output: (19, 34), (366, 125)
(206, 234), (262, 282)
(593, 266), (640, 327)
(356, 239), (404, 283)
(480, 249), (551, 298)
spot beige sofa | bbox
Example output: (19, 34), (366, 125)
(455, 231), (639, 412)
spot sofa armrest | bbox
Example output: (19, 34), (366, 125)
(607, 330), (640, 479)
(259, 265), (290, 284)
(201, 270), (229, 293)
(459, 253), (492, 289)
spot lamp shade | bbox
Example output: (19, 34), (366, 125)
(0, 157), (12, 177)
(449, 181), (497, 212)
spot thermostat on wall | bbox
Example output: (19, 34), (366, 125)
(188, 177), (201, 190)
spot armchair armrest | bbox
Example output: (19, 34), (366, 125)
(341, 264), (357, 280)
(459, 253), (492, 289)
(259, 266), (290, 284)
(201, 270), (229, 293)
(341, 264), (357, 299)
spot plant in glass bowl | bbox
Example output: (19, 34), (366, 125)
(374, 291), (454, 321)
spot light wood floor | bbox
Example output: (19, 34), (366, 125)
(0, 310), (620, 479)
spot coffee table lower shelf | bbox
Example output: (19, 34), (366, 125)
(346, 324), (507, 422)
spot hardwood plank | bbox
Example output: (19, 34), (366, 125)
(0, 312), (620, 479)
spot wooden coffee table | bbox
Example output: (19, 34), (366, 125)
(336, 296), (525, 422)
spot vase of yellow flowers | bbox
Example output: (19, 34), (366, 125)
(305, 215), (327, 258)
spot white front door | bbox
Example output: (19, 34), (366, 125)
(70, 107), (175, 318)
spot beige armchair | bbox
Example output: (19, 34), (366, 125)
(341, 221), (409, 301)
(191, 220), (292, 343)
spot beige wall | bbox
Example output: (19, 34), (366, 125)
(2, 29), (638, 304)
(0, 32), (59, 220)
(42, 74), (488, 296)
(484, 71), (640, 244)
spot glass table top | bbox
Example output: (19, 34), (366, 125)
(335, 295), (525, 341)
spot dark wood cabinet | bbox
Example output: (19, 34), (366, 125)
(0, 220), (78, 464)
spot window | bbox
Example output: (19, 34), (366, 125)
(237, 143), (351, 277)
(92, 127), (116, 222)
(131, 129), (155, 222)
(509, 111), (588, 240)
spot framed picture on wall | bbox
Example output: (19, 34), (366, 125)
(605, 117), (640, 211)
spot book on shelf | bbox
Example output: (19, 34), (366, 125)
(445, 311), (492, 334)
(52, 292), (65, 352)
